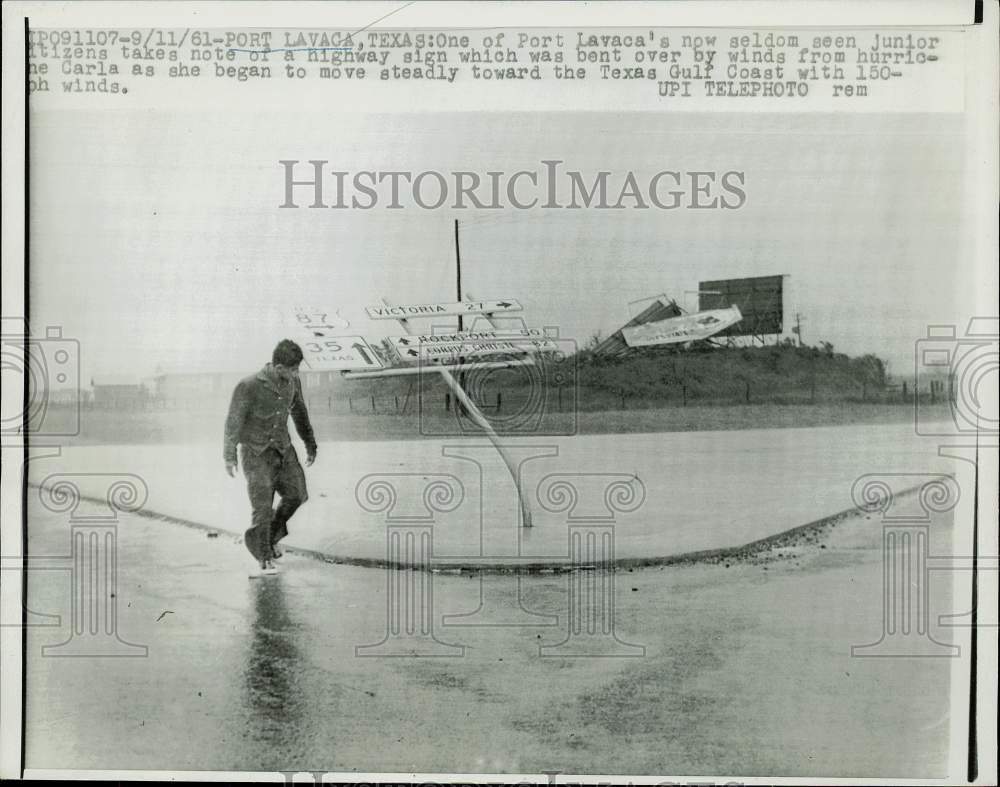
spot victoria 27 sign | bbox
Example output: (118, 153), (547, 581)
(698, 275), (785, 338)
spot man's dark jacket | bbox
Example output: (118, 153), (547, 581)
(224, 366), (317, 464)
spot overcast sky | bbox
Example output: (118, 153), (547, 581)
(29, 109), (976, 383)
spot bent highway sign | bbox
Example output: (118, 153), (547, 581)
(366, 300), (522, 320)
(289, 308), (383, 370)
(387, 328), (550, 350)
(389, 332), (558, 364)
(292, 308), (352, 337)
(300, 335), (384, 371)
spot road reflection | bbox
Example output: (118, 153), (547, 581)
(242, 577), (306, 747)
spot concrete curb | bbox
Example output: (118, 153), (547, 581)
(26, 481), (927, 574)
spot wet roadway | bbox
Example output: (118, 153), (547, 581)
(24, 496), (956, 777)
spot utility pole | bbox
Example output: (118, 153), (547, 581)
(455, 219), (462, 332)
(454, 219), (466, 415)
(793, 312), (805, 347)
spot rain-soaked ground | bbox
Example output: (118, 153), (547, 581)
(25, 495), (957, 777)
(34, 422), (958, 564)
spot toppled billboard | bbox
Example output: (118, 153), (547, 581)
(592, 298), (684, 357)
(622, 306), (743, 347)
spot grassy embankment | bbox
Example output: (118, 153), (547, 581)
(43, 344), (952, 444)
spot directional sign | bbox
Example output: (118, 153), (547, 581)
(622, 306), (743, 347)
(292, 308), (351, 337)
(388, 328), (548, 350)
(389, 331), (557, 364)
(299, 335), (384, 371)
(288, 308), (382, 370)
(366, 300), (522, 320)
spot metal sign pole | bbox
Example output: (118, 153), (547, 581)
(344, 358), (534, 379)
(380, 296), (534, 527)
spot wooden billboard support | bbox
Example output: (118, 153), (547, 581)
(343, 297), (536, 527)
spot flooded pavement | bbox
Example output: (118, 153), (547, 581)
(25, 495), (957, 777)
(34, 422), (957, 565)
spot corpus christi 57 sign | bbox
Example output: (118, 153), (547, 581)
(388, 329), (557, 364)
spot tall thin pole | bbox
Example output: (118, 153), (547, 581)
(455, 219), (463, 331)
(454, 219), (466, 415)
(377, 296), (534, 527)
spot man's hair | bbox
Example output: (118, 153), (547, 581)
(272, 339), (305, 368)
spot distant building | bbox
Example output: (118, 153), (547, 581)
(300, 370), (343, 390)
(47, 388), (90, 405)
(85, 364), (359, 412)
(149, 370), (244, 408)
(147, 368), (346, 409)
(91, 376), (150, 408)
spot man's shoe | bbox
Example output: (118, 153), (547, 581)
(249, 559), (268, 579)
(270, 546), (284, 560)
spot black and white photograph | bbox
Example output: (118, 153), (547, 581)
(1, 1), (997, 783)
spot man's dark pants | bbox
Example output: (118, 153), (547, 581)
(241, 445), (308, 560)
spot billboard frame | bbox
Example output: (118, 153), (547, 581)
(698, 274), (787, 344)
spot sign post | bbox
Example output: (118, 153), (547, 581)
(344, 297), (537, 527)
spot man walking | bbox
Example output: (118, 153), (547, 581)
(224, 339), (317, 573)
